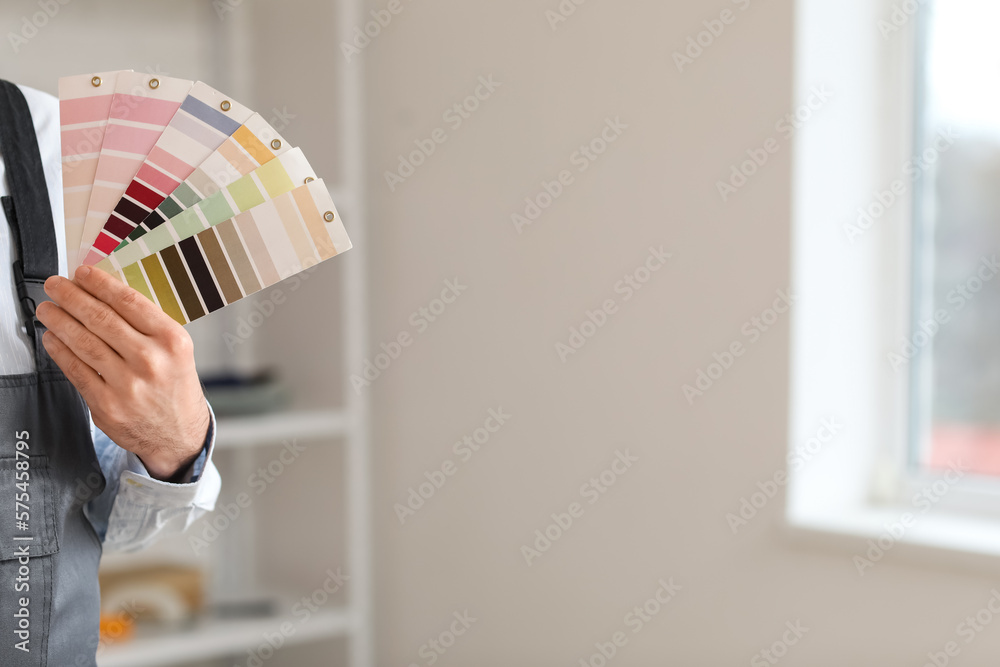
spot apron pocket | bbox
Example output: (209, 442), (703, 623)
(0, 456), (57, 665)
(0, 456), (59, 559)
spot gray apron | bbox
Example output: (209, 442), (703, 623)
(0, 80), (107, 667)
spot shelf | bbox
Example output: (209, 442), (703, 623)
(96, 606), (353, 667)
(215, 408), (351, 450)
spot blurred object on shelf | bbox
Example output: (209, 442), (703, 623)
(212, 596), (279, 620)
(200, 369), (291, 417)
(98, 612), (135, 646)
(99, 564), (205, 630)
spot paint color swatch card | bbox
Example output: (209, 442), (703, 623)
(75, 72), (193, 272)
(58, 70), (131, 269)
(59, 71), (352, 326)
(106, 180), (351, 325)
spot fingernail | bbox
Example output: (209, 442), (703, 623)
(76, 266), (91, 280)
(43, 275), (60, 294)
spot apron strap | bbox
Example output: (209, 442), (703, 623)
(0, 80), (59, 371)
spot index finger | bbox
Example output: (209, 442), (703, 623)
(73, 265), (177, 337)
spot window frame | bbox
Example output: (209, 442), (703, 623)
(786, 0), (1000, 569)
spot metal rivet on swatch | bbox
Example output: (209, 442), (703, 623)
(91, 76), (102, 87)
(149, 78), (160, 89)
(323, 211), (335, 222)
(304, 177), (315, 184)
(220, 100), (232, 111)
(270, 139), (282, 150)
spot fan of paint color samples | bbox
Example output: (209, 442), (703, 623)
(59, 70), (351, 325)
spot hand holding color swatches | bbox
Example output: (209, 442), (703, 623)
(59, 71), (352, 324)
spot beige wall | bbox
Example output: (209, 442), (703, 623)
(367, 0), (1000, 664)
(4, 0), (1000, 663)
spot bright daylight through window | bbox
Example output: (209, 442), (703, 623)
(910, 0), (1000, 478)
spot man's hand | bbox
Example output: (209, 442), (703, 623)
(35, 265), (210, 482)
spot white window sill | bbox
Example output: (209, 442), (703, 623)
(783, 507), (1000, 575)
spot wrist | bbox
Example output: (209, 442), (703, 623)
(141, 446), (203, 482)
(140, 403), (211, 482)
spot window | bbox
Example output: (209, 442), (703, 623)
(787, 0), (1000, 561)
(911, 0), (1000, 479)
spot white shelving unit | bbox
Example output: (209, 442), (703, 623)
(98, 405), (369, 667)
(92, 0), (372, 665)
(98, 607), (353, 667)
